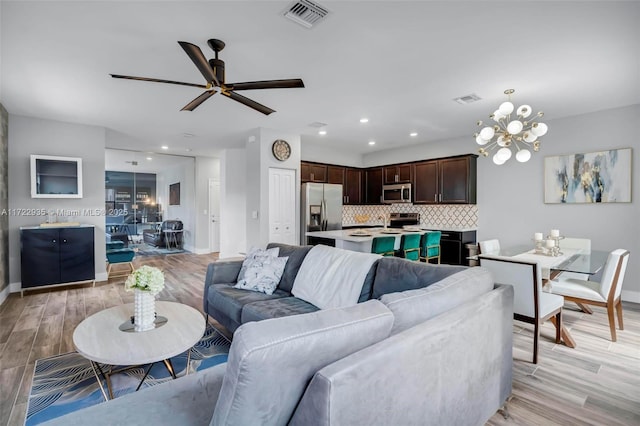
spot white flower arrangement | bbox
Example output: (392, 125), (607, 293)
(125, 265), (165, 295)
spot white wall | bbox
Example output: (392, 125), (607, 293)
(156, 159), (196, 251)
(193, 156), (220, 253)
(7, 115), (107, 287)
(219, 149), (247, 258)
(301, 141), (363, 167)
(245, 128), (301, 249)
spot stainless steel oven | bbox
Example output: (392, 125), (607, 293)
(382, 183), (411, 204)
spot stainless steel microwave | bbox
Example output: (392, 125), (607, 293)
(382, 183), (412, 204)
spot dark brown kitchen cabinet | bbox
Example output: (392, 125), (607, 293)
(413, 155), (477, 204)
(413, 160), (439, 204)
(383, 164), (412, 184)
(344, 168), (362, 205)
(439, 156), (477, 203)
(365, 168), (383, 204)
(301, 162), (327, 183)
(327, 165), (345, 185)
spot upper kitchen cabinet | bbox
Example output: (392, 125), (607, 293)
(414, 155), (477, 204)
(365, 168), (383, 204)
(383, 164), (412, 184)
(301, 162), (327, 183)
(413, 160), (439, 204)
(344, 168), (362, 205)
(327, 165), (345, 185)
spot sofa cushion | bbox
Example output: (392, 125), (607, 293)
(241, 297), (320, 323)
(237, 246), (280, 283)
(292, 245), (380, 309)
(211, 300), (394, 426)
(380, 266), (494, 334)
(206, 284), (289, 325)
(371, 257), (467, 299)
(235, 253), (288, 295)
(266, 243), (313, 293)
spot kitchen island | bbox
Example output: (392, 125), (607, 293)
(305, 226), (477, 265)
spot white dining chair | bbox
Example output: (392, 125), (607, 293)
(479, 255), (564, 364)
(558, 238), (591, 280)
(478, 239), (501, 255)
(550, 249), (629, 342)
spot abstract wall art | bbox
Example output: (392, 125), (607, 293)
(169, 182), (180, 206)
(544, 148), (632, 203)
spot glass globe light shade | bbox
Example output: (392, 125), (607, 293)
(497, 135), (508, 147)
(479, 126), (495, 140)
(476, 134), (488, 145)
(498, 101), (514, 115)
(523, 132), (538, 143)
(493, 153), (506, 165)
(492, 110), (505, 122)
(507, 120), (523, 135)
(531, 122), (548, 136)
(516, 105), (532, 118)
(497, 147), (512, 161)
(516, 149), (532, 162)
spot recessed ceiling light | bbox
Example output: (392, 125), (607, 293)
(185, 148), (192, 152)
(146, 157), (152, 161)
(318, 130), (327, 135)
(368, 141), (376, 145)
(161, 145), (169, 150)
(360, 118), (369, 123)
(410, 132), (418, 137)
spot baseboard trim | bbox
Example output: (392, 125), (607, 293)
(96, 272), (108, 282)
(193, 247), (211, 255)
(10, 282), (21, 293)
(621, 289), (640, 303)
(0, 285), (9, 306)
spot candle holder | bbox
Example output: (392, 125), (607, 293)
(545, 235), (564, 256)
(533, 239), (545, 254)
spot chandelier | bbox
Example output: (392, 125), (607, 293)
(474, 89), (548, 165)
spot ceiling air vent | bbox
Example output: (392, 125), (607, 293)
(308, 121), (328, 128)
(453, 94), (482, 105)
(284, 0), (329, 29)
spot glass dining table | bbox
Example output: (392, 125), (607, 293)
(496, 245), (609, 279)
(479, 245), (611, 349)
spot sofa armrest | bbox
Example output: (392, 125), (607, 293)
(203, 260), (244, 312)
(43, 363), (227, 426)
(290, 284), (514, 426)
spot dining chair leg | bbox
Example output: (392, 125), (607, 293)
(606, 303), (617, 342)
(533, 322), (540, 364)
(576, 302), (593, 314)
(615, 299), (624, 330)
(554, 311), (562, 344)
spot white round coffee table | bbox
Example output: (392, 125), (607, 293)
(73, 301), (205, 400)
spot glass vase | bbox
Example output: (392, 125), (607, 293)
(134, 289), (156, 332)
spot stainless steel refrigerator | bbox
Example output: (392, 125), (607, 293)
(301, 183), (343, 244)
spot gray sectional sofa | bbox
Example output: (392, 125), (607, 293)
(204, 242), (470, 333)
(45, 243), (514, 426)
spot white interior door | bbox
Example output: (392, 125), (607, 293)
(269, 168), (296, 245)
(208, 179), (220, 252)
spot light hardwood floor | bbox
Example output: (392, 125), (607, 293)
(0, 252), (638, 426)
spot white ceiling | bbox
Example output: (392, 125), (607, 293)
(2, 1), (639, 158)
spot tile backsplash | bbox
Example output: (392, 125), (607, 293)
(343, 204), (478, 228)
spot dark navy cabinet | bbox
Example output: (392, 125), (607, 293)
(21, 226), (95, 289)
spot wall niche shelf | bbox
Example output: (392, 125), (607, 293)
(31, 154), (83, 198)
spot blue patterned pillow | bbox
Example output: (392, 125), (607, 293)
(235, 247), (289, 294)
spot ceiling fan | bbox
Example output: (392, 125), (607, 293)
(110, 38), (304, 115)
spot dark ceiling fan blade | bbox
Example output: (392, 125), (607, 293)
(226, 79), (305, 91)
(110, 74), (207, 89)
(181, 90), (217, 111)
(178, 41), (219, 86)
(221, 91), (275, 115)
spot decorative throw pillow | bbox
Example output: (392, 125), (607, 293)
(235, 256), (289, 295)
(237, 246), (280, 282)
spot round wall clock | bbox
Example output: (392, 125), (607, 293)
(272, 139), (291, 161)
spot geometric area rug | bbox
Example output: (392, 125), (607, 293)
(25, 325), (230, 425)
